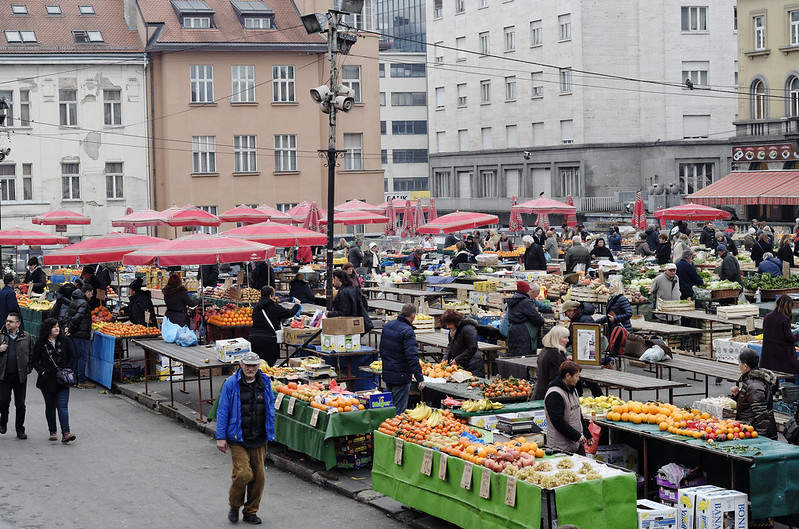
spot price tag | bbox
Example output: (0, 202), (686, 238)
(505, 476), (517, 507)
(287, 397), (297, 415)
(460, 462), (473, 490)
(310, 407), (320, 427)
(746, 316), (755, 333)
(438, 453), (448, 480)
(420, 448), (433, 476)
(274, 393), (284, 410)
(394, 437), (404, 465)
(479, 469), (491, 499)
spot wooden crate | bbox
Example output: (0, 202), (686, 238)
(717, 305), (759, 320)
(760, 288), (799, 301)
(710, 288), (740, 300)
(571, 288), (609, 304)
(657, 298), (695, 311)
(413, 319), (436, 333)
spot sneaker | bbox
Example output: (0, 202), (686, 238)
(49, 432), (58, 441)
(16, 431), (27, 440)
(228, 508), (239, 524)
(61, 433), (76, 443)
(242, 514), (262, 525)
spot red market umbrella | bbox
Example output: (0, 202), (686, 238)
(165, 205), (220, 227)
(321, 211), (390, 226)
(428, 198), (438, 222)
(111, 209), (170, 229)
(509, 196), (524, 233)
(535, 214), (551, 230)
(255, 205), (293, 224)
(43, 233), (167, 266)
(512, 196), (576, 215)
(0, 227), (69, 246)
(384, 200), (396, 236)
(400, 200), (413, 238)
(122, 207), (135, 234)
(413, 199), (426, 236)
(287, 202), (328, 224)
(631, 191), (647, 230)
(653, 203), (730, 222)
(656, 206), (666, 229)
(302, 202), (324, 233)
(218, 206), (269, 225)
(334, 199), (383, 213)
(564, 196), (578, 228)
(221, 221), (328, 247)
(418, 211), (499, 234)
(32, 210), (91, 225)
(122, 234), (274, 267)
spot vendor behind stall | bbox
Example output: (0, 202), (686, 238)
(124, 278), (156, 326)
(22, 258), (46, 295)
(162, 273), (198, 327)
(288, 274), (316, 304)
(251, 286), (300, 366)
(441, 310), (483, 377)
(544, 361), (593, 455)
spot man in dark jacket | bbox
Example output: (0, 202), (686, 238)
(126, 278), (157, 326)
(645, 226), (660, 254)
(252, 261), (275, 290)
(730, 348), (777, 440)
(348, 240), (364, 268)
(522, 235), (547, 271)
(0, 274), (20, 329)
(22, 257), (46, 295)
(80, 266), (103, 310)
(758, 253), (783, 277)
(675, 252), (704, 300)
(0, 312), (34, 439)
(379, 304), (424, 415)
(564, 236), (591, 273)
(288, 274), (316, 304)
(699, 223), (717, 250)
(65, 285), (94, 388)
(506, 282), (546, 356)
(201, 264), (219, 288)
(717, 244), (742, 285)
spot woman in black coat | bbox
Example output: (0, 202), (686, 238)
(161, 273), (198, 327)
(750, 233), (773, 266)
(31, 318), (76, 442)
(451, 242), (470, 268)
(760, 295), (799, 376)
(505, 282), (546, 357)
(655, 233), (671, 265)
(595, 279), (633, 335)
(589, 238), (614, 261)
(250, 286), (300, 366)
(731, 349), (778, 439)
(441, 310), (484, 377)
(532, 326), (571, 401)
(288, 274), (316, 304)
(326, 269), (373, 333)
(126, 278), (156, 326)
(777, 234), (795, 268)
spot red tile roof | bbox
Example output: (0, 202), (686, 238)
(138, 0), (326, 48)
(0, 0), (143, 54)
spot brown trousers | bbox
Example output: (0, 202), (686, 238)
(228, 444), (267, 515)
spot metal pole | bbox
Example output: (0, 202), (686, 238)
(325, 12), (339, 311)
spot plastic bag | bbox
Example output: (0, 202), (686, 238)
(585, 419), (601, 455)
(175, 325), (198, 347)
(639, 345), (667, 362)
(161, 317), (179, 343)
(498, 304), (510, 337)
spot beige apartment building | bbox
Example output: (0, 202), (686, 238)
(127, 0), (383, 233)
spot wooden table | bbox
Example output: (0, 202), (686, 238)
(653, 309), (763, 356)
(578, 366), (688, 402)
(495, 355), (538, 380)
(363, 286), (450, 303)
(132, 339), (229, 422)
(367, 298), (444, 317)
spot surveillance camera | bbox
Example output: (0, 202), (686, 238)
(523, 151), (531, 160)
(0, 147), (9, 162)
(310, 85), (331, 103)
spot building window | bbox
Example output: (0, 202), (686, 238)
(190, 65), (214, 103)
(480, 80), (491, 104)
(61, 162), (80, 200)
(559, 68), (572, 93)
(679, 163), (713, 194)
(436, 131), (446, 152)
(506, 124), (518, 148)
(243, 17), (272, 28)
(274, 134), (297, 172)
(681, 6), (708, 32)
(18, 90), (29, 127)
(380, 121), (386, 134)
(479, 0), (488, 7)
(198, 206), (218, 234)
(788, 76), (799, 117)
(558, 14), (571, 41)
(479, 32), (490, 55)
(234, 135), (257, 172)
(456, 36), (466, 61)
(105, 162), (123, 199)
(192, 136), (216, 173)
(753, 15), (765, 50)
(183, 16), (211, 28)
(457, 83), (467, 107)
(379, 92), (385, 106)
(103, 89), (121, 125)
(72, 30), (103, 42)
(481, 127), (493, 149)
(791, 10), (799, 46)
(378, 63), (385, 77)
(22, 163), (31, 200)
(434, 41), (444, 64)
(389, 63), (425, 77)
(433, 0), (442, 18)
(11, 5), (28, 14)
(682, 61), (709, 86)
(343, 133), (363, 170)
(505, 76), (516, 101)
(504, 26), (515, 51)
(341, 65), (362, 103)
(455, 0), (464, 14)
(734, 60), (738, 87)
(0, 165), (15, 201)
(392, 149), (428, 163)
(530, 20), (542, 46)
(531, 72), (543, 97)
(560, 119), (573, 144)
(79, 5), (95, 14)
(682, 115), (710, 139)
(392, 121), (427, 135)
(46, 5), (62, 14)
(381, 149), (387, 164)
(532, 122), (544, 146)
(0, 90), (13, 127)
(390, 92), (426, 106)
(433, 170), (451, 196)
(559, 167), (579, 196)
(394, 178), (429, 192)
(276, 203), (297, 212)
(231, 65), (255, 103)
(458, 129), (468, 151)
(4, 30), (37, 43)
(751, 79), (766, 119)
(479, 170), (498, 197)
(59, 89), (77, 126)
(435, 87), (444, 109)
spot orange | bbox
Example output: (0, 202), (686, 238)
(621, 412), (630, 422)
(659, 422), (668, 431)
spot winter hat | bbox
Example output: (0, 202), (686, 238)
(716, 244), (728, 253)
(516, 281), (530, 294)
(561, 300), (581, 312)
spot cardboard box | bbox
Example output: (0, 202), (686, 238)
(679, 487), (748, 529)
(356, 391), (393, 409)
(677, 485), (725, 529)
(474, 280), (498, 292)
(283, 327), (321, 345)
(156, 364), (184, 381)
(656, 475), (709, 490)
(322, 317), (364, 335)
(637, 499), (677, 529)
(320, 333), (361, 352)
(712, 338), (749, 365)
(589, 444), (639, 472)
(469, 291), (489, 305)
(659, 487), (679, 503)
(288, 356), (325, 368)
(214, 338), (251, 363)
(466, 410), (546, 432)
(334, 453), (372, 469)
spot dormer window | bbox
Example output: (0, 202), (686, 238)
(231, 1), (275, 29)
(73, 30), (104, 43)
(46, 5), (62, 14)
(172, 0), (215, 29)
(11, 5), (28, 14)
(78, 5), (95, 14)
(5, 30), (37, 43)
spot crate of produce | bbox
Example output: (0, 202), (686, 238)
(473, 280), (498, 292)
(412, 318), (436, 333)
(712, 338), (750, 364)
(759, 287), (799, 301)
(571, 288), (609, 304)
(657, 298), (695, 311)
(710, 288), (740, 300)
(716, 304), (759, 320)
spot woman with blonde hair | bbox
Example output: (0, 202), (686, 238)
(777, 233), (795, 268)
(485, 229), (500, 251)
(672, 233), (690, 264)
(532, 326), (570, 400)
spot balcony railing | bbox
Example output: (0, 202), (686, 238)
(735, 117), (799, 138)
(572, 196), (625, 212)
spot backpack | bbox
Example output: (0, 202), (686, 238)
(607, 326), (628, 357)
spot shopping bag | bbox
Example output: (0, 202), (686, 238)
(585, 419), (602, 455)
(175, 325), (198, 347)
(161, 317), (179, 343)
(498, 304), (510, 337)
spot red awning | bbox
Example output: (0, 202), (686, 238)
(687, 171), (799, 206)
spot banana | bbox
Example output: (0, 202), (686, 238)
(426, 409), (443, 427)
(492, 402), (505, 410)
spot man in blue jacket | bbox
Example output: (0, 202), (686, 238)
(757, 252), (783, 277)
(216, 352), (275, 525)
(675, 252), (705, 300)
(379, 304), (425, 414)
(0, 274), (20, 329)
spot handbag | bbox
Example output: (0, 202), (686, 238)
(262, 309), (284, 344)
(49, 352), (76, 387)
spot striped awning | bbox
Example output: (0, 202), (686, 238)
(687, 171), (799, 206)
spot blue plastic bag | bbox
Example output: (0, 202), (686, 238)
(176, 325), (198, 347)
(161, 317), (179, 343)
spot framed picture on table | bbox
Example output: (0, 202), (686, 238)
(571, 323), (602, 366)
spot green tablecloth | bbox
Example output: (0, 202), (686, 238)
(20, 306), (44, 338)
(274, 397), (395, 470)
(597, 420), (799, 518)
(371, 432), (637, 529)
(452, 400), (545, 418)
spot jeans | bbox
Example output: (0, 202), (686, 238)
(387, 382), (411, 415)
(229, 444), (267, 516)
(0, 371), (27, 433)
(72, 337), (91, 383)
(41, 387), (70, 434)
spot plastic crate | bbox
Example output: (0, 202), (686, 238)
(780, 383), (799, 404)
(774, 400), (797, 416)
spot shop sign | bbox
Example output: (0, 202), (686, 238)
(732, 144), (799, 162)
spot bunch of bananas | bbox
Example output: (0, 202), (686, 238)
(425, 409), (444, 427)
(369, 360), (382, 371)
(406, 402), (433, 421)
(461, 398), (504, 412)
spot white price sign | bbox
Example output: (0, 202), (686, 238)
(310, 407), (320, 427)
(287, 397), (297, 415)
(504, 476), (517, 507)
(394, 437), (404, 465)
(274, 393), (284, 410)
(421, 448), (433, 476)
(460, 462), (473, 490)
(438, 453), (448, 480)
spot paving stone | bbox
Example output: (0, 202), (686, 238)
(355, 490), (385, 503)
(368, 495), (408, 515)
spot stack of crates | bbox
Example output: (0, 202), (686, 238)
(334, 433), (373, 469)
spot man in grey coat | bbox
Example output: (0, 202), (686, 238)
(0, 312), (34, 439)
